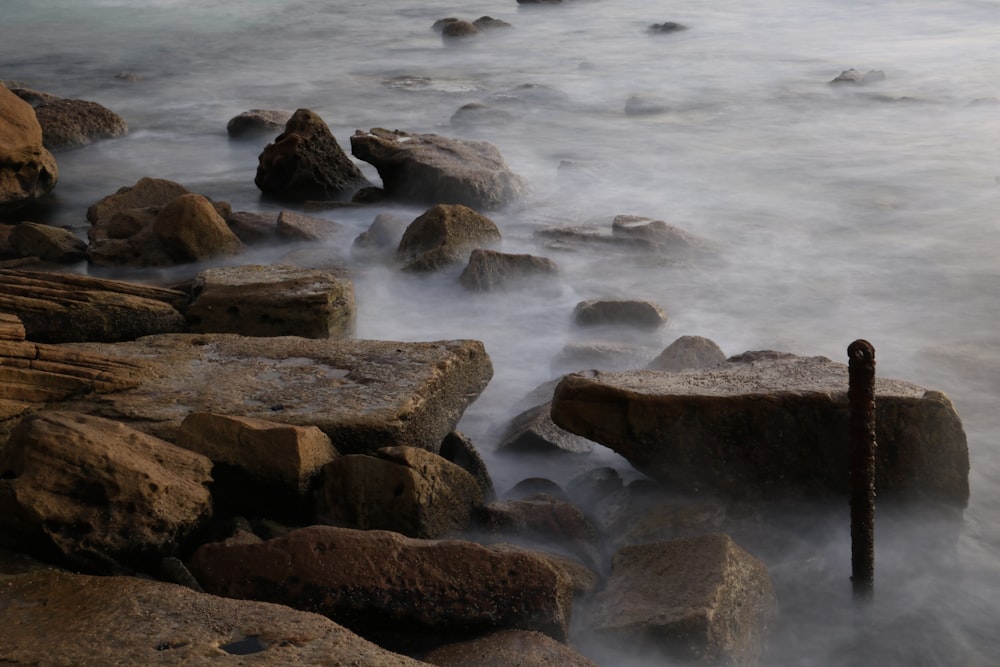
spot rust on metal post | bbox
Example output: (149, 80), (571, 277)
(848, 339), (876, 599)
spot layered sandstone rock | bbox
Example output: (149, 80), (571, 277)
(0, 85), (58, 210)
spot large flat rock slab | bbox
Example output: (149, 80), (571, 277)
(55, 334), (492, 453)
(551, 351), (969, 507)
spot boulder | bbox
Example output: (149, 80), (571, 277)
(581, 534), (776, 666)
(551, 351), (970, 506)
(226, 108), (292, 139)
(397, 204), (501, 271)
(439, 430), (496, 502)
(0, 411), (213, 573)
(225, 210), (279, 244)
(473, 16), (513, 30)
(50, 334), (493, 453)
(441, 20), (480, 40)
(0, 268), (187, 342)
(423, 629), (599, 667)
(830, 68), (886, 85)
(322, 445), (484, 538)
(352, 212), (409, 259)
(152, 193), (244, 263)
(0, 570), (429, 666)
(572, 299), (668, 331)
(9, 221), (87, 262)
(185, 264), (355, 338)
(450, 102), (515, 129)
(459, 248), (559, 291)
(255, 108), (370, 201)
(188, 525), (574, 651)
(498, 402), (595, 454)
(275, 209), (347, 242)
(0, 85), (58, 210)
(32, 97), (128, 150)
(646, 335), (727, 371)
(610, 214), (705, 254)
(551, 340), (658, 374)
(86, 176), (190, 226)
(351, 128), (528, 210)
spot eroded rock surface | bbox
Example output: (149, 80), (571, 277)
(0, 85), (58, 210)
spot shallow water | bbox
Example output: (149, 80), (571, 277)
(3, 0), (1000, 664)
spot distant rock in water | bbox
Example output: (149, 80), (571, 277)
(227, 109), (292, 139)
(830, 68), (886, 85)
(441, 20), (480, 40)
(648, 21), (688, 34)
(32, 98), (128, 151)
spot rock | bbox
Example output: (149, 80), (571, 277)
(646, 335), (727, 371)
(432, 18), (460, 32)
(459, 248), (559, 291)
(0, 312), (25, 341)
(32, 97), (128, 150)
(186, 264), (355, 338)
(225, 210), (279, 244)
(439, 430), (495, 502)
(581, 534), (776, 666)
(624, 94), (669, 116)
(442, 20), (480, 40)
(498, 402), (595, 454)
(49, 334), (493, 453)
(551, 350), (970, 506)
(610, 214), (705, 255)
(0, 411), (213, 573)
(176, 412), (337, 520)
(830, 68), (886, 85)
(0, 570), (429, 666)
(572, 299), (669, 331)
(397, 204), (501, 271)
(352, 212), (409, 259)
(478, 494), (602, 568)
(226, 108), (292, 139)
(351, 128), (528, 210)
(322, 445), (484, 538)
(450, 102), (515, 129)
(5, 85), (61, 107)
(0, 84), (58, 210)
(255, 108), (370, 202)
(9, 221), (87, 262)
(551, 341), (659, 373)
(275, 209), (347, 242)
(648, 21), (688, 33)
(188, 525), (574, 651)
(504, 478), (567, 501)
(423, 629), (599, 667)
(565, 467), (624, 507)
(152, 193), (244, 263)
(534, 224), (663, 254)
(0, 268), (187, 343)
(609, 496), (729, 550)
(473, 16), (513, 30)
(86, 176), (190, 227)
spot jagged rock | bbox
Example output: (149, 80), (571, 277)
(188, 525), (574, 651)
(397, 204), (501, 271)
(0, 570), (429, 666)
(185, 264), (355, 338)
(0, 411), (213, 573)
(646, 335), (727, 371)
(8, 221), (87, 262)
(459, 248), (559, 291)
(551, 350), (970, 506)
(423, 629), (599, 667)
(152, 193), (244, 263)
(322, 445), (483, 538)
(0, 85), (58, 210)
(33, 97), (128, 150)
(0, 268), (187, 343)
(255, 108), (370, 202)
(226, 108), (292, 139)
(0, 312), (25, 341)
(351, 128), (528, 210)
(50, 334), (493, 453)
(581, 534), (776, 666)
(572, 299), (668, 331)
(275, 209), (347, 242)
(498, 402), (595, 454)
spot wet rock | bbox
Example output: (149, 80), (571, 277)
(551, 340), (659, 373)
(275, 209), (347, 243)
(572, 299), (668, 331)
(186, 263), (356, 338)
(534, 224), (662, 254)
(32, 97), (128, 150)
(226, 108), (292, 139)
(255, 108), (370, 202)
(498, 402), (595, 454)
(188, 525), (574, 651)
(225, 210), (279, 244)
(0, 570), (428, 666)
(565, 467), (624, 507)
(439, 430), (496, 502)
(48, 334), (493, 454)
(504, 478), (567, 501)
(86, 176), (190, 226)
(432, 17), (460, 32)
(648, 21), (688, 34)
(646, 335), (727, 371)
(352, 212), (409, 259)
(551, 350), (971, 506)
(0, 268), (187, 343)
(442, 20), (480, 40)
(9, 221), (87, 262)
(397, 204), (501, 271)
(459, 248), (559, 291)
(610, 214), (704, 253)
(581, 534), (776, 666)
(351, 128), (528, 210)
(423, 629), (600, 667)
(5, 85), (61, 107)
(0, 411), (213, 573)
(830, 68), (886, 85)
(0, 85), (58, 210)
(322, 445), (483, 538)
(450, 102), (515, 129)
(610, 496), (729, 550)
(473, 16), (513, 30)
(0, 312), (25, 341)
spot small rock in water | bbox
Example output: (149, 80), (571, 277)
(648, 21), (687, 34)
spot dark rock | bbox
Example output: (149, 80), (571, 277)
(432, 17), (460, 32)
(459, 248), (559, 292)
(572, 299), (668, 331)
(352, 212), (409, 259)
(450, 102), (515, 129)
(226, 109), (292, 139)
(225, 210), (279, 244)
(498, 402), (595, 455)
(830, 68), (886, 85)
(9, 221), (86, 262)
(423, 629), (599, 667)
(504, 478), (567, 501)
(397, 204), (501, 271)
(33, 98), (128, 150)
(551, 341), (659, 374)
(473, 16), (513, 30)
(275, 209), (347, 242)
(648, 21), (687, 34)
(440, 430), (496, 502)
(86, 177), (190, 226)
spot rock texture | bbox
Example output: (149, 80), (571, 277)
(32, 97), (128, 150)
(8, 221), (87, 262)
(499, 402), (595, 454)
(459, 248), (559, 291)
(0, 411), (213, 573)
(188, 525), (574, 651)
(351, 128), (527, 210)
(152, 193), (244, 263)
(255, 108), (370, 201)
(226, 108), (292, 139)
(0, 570), (429, 666)
(646, 335), (727, 371)
(572, 299), (668, 331)
(0, 84), (58, 210)
(185, 264), (355, 338)
(397, 204), (501, 271)
(551, 351), (970, 506)
(423, 629), (600, 667)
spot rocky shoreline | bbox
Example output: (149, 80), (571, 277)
(1, 77), (971, 666)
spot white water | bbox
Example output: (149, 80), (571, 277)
(3, 0), (1000, 664)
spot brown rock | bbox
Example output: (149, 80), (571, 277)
(0, 85), (58, 210)
(226, 210), (279, 244)
(276, 209), (347, 242)
(0, 312), (25, 341)
(572, 299), (668, 331)
(0, 411), (213, 572)
(86, 176), (190, 227)
(153, 193), (244, 263)
(188, 525), (574, 651)
(478, 494), (601, 565)
(442, 20), (480, 39)
(33, 97), (128, 150)
(0, 569), (429, 666)
(9, 221), (86, 262)
(397, 204), (501, 271)
(424, 629), (599, 667)
(646, 335), (727, 371)
(459, 248), (559, 291)
(226, 108), (292, 139)
(498, 402), (594, 454)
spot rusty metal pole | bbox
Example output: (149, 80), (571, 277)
(848, 339), (876, 599)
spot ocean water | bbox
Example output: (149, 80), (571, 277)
(3, 0), (999, 664)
